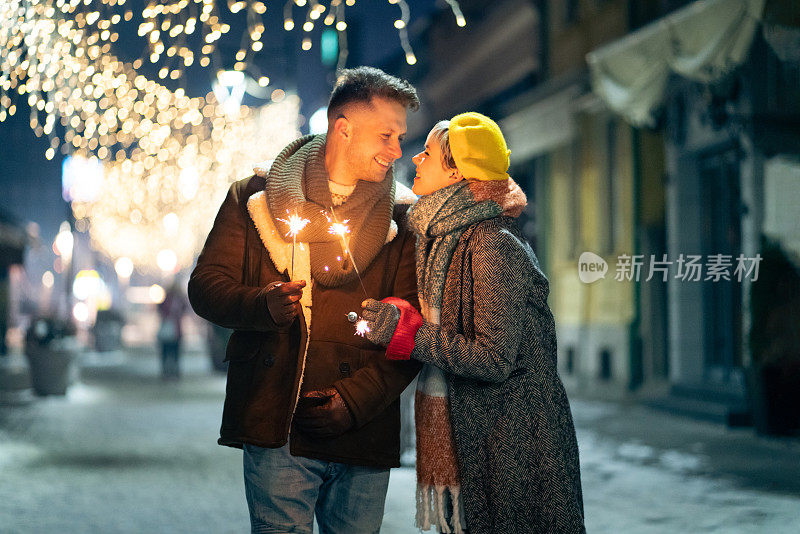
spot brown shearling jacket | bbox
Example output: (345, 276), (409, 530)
(188, 173), (421, 468)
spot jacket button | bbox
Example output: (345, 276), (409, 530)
(263, 357), (274, 367)
(339, 362), (351, 376)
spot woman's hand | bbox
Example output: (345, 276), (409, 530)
(361, 299), (401, 347)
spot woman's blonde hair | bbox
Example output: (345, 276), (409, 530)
(429, 120), (457, 171)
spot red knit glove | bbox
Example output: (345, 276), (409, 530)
(361, 297), (423, 360)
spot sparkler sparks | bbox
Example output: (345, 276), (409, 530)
(277, 210), (310, 279)
(277, 211), (310, 238)
(324, 211), (352, 260)
(325, 209), (368, 296)
(355, 319), (370, 337)
(327, 221), (350, 238)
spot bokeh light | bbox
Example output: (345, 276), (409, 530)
(1, 1), (465, 272)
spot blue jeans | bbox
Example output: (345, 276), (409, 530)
(243, 443), (390, 534)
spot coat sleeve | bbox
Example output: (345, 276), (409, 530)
(188, 179), (282, 332)
(411, 226), (533, 383)
(334, 227), (422, 429)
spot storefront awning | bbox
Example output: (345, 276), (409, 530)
(500, 86), (582, 163)
(586, 0), (766, 126)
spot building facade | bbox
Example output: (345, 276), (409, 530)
(588, 0), (800, 421)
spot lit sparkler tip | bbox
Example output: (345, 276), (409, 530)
(277, 212), (310, 238)
(328, 221), (350, 237)
(355, 319), (370, 337)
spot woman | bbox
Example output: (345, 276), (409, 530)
(362, 113), (586, 533)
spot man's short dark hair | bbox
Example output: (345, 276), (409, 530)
(327, 66), (419, 120)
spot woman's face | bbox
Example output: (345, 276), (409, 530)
(411, 130), (461, 196)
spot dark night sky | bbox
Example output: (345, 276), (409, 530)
(0, 0), (437, 244)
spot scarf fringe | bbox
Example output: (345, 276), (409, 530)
(416, 483), (466, 534)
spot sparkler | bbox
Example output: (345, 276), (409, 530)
(277, 210), (310, 279)
(327, 207), (371, 336)
(347, 311), (371, 338)
(325, 208), (369, 299)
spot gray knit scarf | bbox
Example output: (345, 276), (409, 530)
(408, 181), (502, 313)
(266, 134), (396, 287)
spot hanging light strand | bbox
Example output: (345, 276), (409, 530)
(392, 0), (415, 65)
(444, 0), (466, 27)
(0, 0), (302, 272)
(2, 1), (468, 126)
(334, 1), (348, 71)
(0, 0), (466, 271)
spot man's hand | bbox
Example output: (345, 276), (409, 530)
(293, 387), (354, 438)
(360, 298), (401, 347)
(265, 280), (306, 326)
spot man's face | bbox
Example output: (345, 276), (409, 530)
(341, 97), (408, 183)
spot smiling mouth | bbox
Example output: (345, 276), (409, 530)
(375, 156), (391, 168)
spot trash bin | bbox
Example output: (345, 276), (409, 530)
(93, 309), (125, 352)
(24, 317), (80, 396)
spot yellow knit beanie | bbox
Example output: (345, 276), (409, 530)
(449, 112), (510, 181)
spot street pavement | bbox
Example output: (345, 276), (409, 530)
(1, 348), (799, 533)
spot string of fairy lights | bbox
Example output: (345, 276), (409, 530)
(0, 0), (466, 274)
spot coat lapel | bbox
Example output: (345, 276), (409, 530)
(247, 190), (313, 325)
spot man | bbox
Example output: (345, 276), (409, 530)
(188, 66), (421, 533)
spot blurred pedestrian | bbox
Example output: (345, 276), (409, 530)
(362, 114), (586, 533)
(157, 282), (188, 380)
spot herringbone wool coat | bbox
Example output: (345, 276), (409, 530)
(412, 216), (586, 533)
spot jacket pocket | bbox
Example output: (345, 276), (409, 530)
(225, 330), (275, 362)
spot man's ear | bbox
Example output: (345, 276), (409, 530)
(332, 116), (351, 140)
